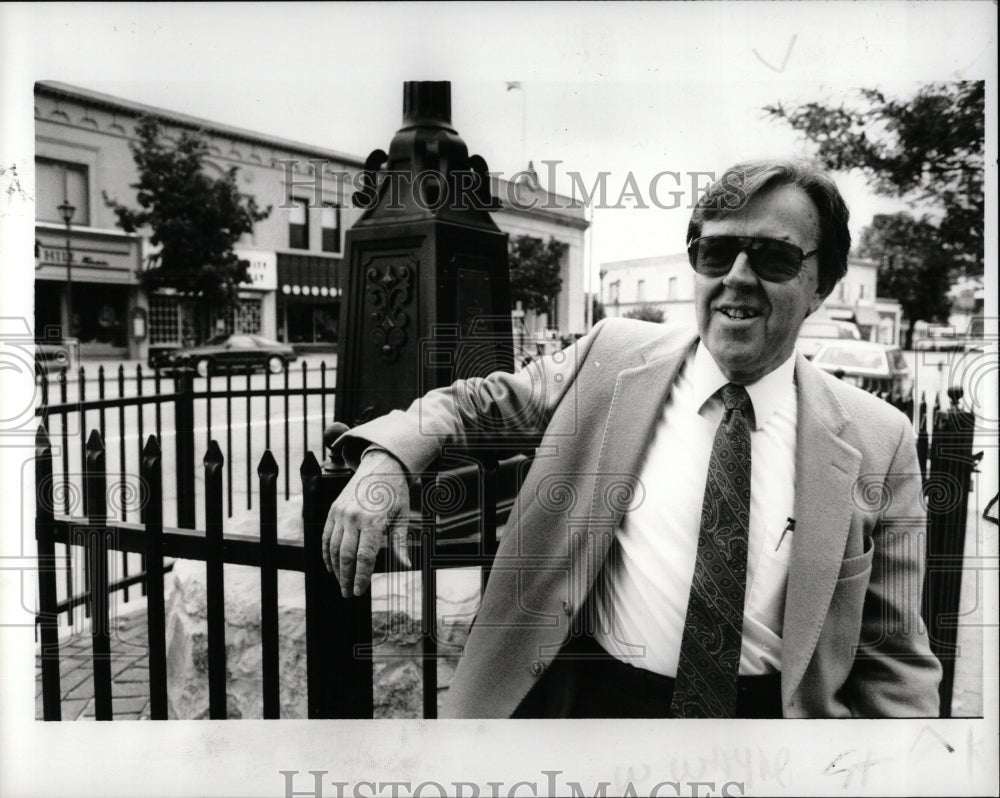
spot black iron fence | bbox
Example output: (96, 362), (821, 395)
(34, 372), (982, 719)
(34, 421), (529, 719)
(34, 361), (335, 624)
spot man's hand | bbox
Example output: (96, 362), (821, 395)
(322, 450), (411, 597)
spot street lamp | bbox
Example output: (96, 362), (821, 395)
(57, 200), (75, 339)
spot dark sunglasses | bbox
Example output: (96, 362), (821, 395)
(687, 235), (819, 283)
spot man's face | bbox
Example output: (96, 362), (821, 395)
(694, 183), (827, 384)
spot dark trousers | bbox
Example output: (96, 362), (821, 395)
(513, 633), (783, 718)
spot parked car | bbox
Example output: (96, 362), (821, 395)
(797, 319), (861, 359)
(914, 323), (965, 352)
(811, 340), (912, 396)
(154, 334), (297, 377)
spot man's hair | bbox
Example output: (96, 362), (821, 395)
(686, 160), (851, 296)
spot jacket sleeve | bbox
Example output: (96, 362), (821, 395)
(333, 320), (609, 478)
(844, 414), (943, 717)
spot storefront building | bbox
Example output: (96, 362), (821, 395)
(34, 82), (588, 362)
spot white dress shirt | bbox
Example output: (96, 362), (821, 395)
(592, 342), (798, 677)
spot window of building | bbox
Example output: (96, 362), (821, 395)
(288, 198), (309, 249)
(838, 282), (848, 301)
(858, 284), (868, 301)
(609, 280), (620, 305)
(668, 276), (677, 300)
(637, 279), (645, 302)
(149, 297), (181, 345)
(321, 202), (341, 253)
(209, 297), (263, 336)
(234, 298), (263, 334)
(35, 158), (90, 225)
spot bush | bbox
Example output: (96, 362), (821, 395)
(623, 304), (664, 323)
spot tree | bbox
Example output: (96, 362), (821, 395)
(764, 82), (984, 278)
(104, 116), (271, 340)
(623, 304), (664, 324)
(508, 235), (567, 318)
(591, 296), (606, 325)
(856, 213), (952, 348)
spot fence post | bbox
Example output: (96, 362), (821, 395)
(204, 440), (227, 719)
(301, 438), (374, 719)
(142, 436), (169, 720)
(85, 430), (113, 721)
(258, 450), (280, 719)
(922, 386), (975, 718)
(36, 426), (62, 721)
(174, 366), (196, 529)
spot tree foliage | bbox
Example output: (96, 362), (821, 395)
(764, 82), (984, 278)
(856, 212), (952, 346)
(104, 116), (271, 331)
(623, 304), (664, 324)
(508, 235), (567, 316)
(591, 296), (606, 324)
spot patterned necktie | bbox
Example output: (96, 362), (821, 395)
(670, 383), (752, 718)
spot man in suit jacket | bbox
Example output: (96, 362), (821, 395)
(322, 160), (942, 718)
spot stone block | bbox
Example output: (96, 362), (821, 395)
(163, 500), (481, 718)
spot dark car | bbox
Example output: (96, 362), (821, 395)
(155, 334), (297, 377)
(812, 340), (912, 397)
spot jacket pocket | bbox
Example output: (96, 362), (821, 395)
(837, 534), (874, 581)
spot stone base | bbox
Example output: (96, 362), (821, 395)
(163, 500), (479, 719)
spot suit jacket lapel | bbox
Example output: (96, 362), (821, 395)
(781, 354), (862, 701)
(581, 330), (698, 593)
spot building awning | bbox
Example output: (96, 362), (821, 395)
(276, 253), (342, 299)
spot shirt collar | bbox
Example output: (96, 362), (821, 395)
(688, 342), (796, 430)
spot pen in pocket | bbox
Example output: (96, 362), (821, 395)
(776, 517), (795, 551)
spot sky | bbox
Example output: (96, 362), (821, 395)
(1, 3), (997, 797)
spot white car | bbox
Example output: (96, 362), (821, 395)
(811, 340), (912, 397)
(797, 319), (861, 360)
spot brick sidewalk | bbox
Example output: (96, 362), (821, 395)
(36, 605), (151, 720)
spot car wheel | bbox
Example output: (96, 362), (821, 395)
(267, 355), (285, 374)
(196, 358), (212, 378)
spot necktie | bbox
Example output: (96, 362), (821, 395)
(670, 383), (752, 718)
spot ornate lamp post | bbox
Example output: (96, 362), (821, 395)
(57, 200), (75, 339)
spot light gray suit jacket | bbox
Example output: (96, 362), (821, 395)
(341, 318), (942, 718)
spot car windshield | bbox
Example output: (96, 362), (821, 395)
(205, 334), (230, 345)
(815, 346), (886, 371)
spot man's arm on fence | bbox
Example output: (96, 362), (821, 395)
(323, 320), (610, 596)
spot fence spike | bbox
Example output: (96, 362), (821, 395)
(86, 429), (105, 457)
(142, 434), (161, 461)
(36, 424), (52, 453)
(204, 439), (225, 471)
(257, 449), (279, 479)
(300, 450), (321, 479)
